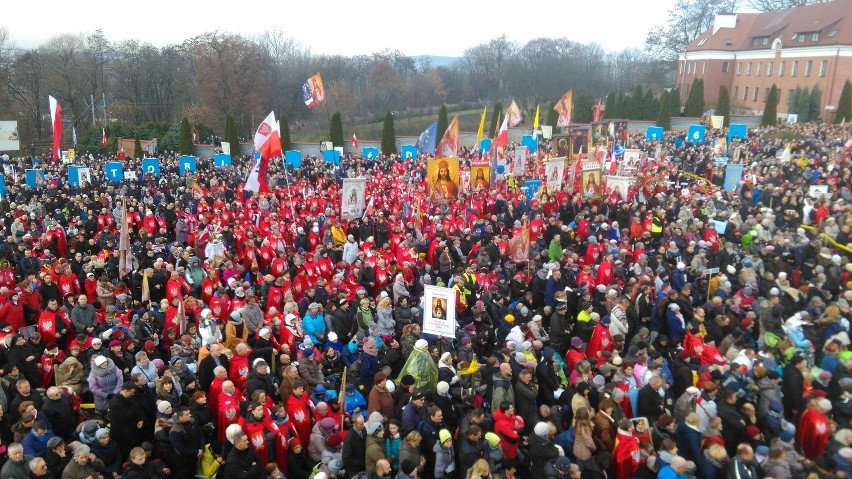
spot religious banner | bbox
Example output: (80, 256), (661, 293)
(470, 165), (491, 191)
(220, 141), (230, 154)
(341, 178), (367, 220)
(554, 89), (573, 128)
(713, 137), (728, 156)
(512, 148), (527, 177)
(540, 126), (553, 140)
(808, 185), (829, 199)
(68, 165), (91, 188)
(422, 285), (456, 338)
(580, 159), (603, 198)
(427, 157), (460, 203)
(459, 170), (470, 193)
(523, 179), (542, 202)
(724, 163), (743, 192)
(710, 116), (724, 129)
(545, 158), (565, 192)
(508, 226), (530, 262)
(571, 130), (589, 156)
(605, 175), (633, 200)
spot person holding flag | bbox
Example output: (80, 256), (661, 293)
(246, 112), (282, 195)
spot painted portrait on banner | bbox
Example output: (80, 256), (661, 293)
(470, 166), (491, 191)
(581, 169), (603, 198)
(427, 157), (460, 203)
(422, 285), (456, 337)
(605, 175), (634, 201)
(341, 178), (367, 219)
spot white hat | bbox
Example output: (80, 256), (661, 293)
(328, 332), (338, 342)
(258, 328), (270, 338)
(436, 381), (450, 394)
(285, 313), (297, 326)
(200, 308), (212, 319)
(533, 422), (550, 437)
(686, 386), (700, 395)
(769, 287), (780, 296)
(93, 356), (107, 367)
(414, 339), (428, 350)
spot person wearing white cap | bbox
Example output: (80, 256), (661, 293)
(88, 355), (123, 415)
(197, 308), (221, 345)
(529, 421), (560, 477)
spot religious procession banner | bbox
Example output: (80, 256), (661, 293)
(545, 158), (565, 192)
(341, 178), (367, 220)
(422, 285), (457, 337)
(427, 157), (460, 203)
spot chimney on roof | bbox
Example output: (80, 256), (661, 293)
(713, 14), (737, 35)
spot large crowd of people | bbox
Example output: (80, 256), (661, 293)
(0, 119), (849, 479)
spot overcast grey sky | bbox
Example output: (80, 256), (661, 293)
(6, 0), (680, 56)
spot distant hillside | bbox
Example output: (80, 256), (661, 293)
(412, 55), (459, 68)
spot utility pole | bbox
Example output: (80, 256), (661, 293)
(102, 93), (107, 125)
(91, 95), (96, 127)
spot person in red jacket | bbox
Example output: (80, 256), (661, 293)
(492, 402), (524, 460)
(611, 418), (642, 479)
(0, 289), (26, 332)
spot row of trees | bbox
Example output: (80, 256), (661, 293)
(0, 27), (673, 150)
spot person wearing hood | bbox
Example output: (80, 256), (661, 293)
(536, 347), (560, 407)
(87, 355), (122, 415)
(224, 310), (249, 351)
(89, 427), (123, 477)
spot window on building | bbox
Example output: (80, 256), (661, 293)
(744, 87), (749, 100)
(753, 88), (760, 102)
(734, 86), (739, 99)
(819, 60), (827, 77)
(805, 60), (812, 77)
(779, 61), (785, 76)
(679, 63), (683, 75)
(764, 88), (770, 102)
(753, 38), (760, 46)
(798, 34), (805, 43)
(792, 61), (798, 76)
(812, 32), (819, 41)
(767, 61), (773, 76)
(737, 62), (742, 75)
(746, 62), (752, 75)
(788, 89), (794, 105)
(693, 62), (697, 75)
(702, 62), (706, 75)
(698, 38), (708, 46)
(723, 61), (729, 72)
(756, 62), (762, 76)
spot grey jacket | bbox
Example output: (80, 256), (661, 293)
(433, 442), (456, 479)
(71, 304), (97, 332)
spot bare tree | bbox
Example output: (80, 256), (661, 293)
(743, 0), (814, 12)
(645, 0), (738, 61)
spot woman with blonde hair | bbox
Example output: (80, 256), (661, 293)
(376, 296), (395, 336)
(573, 406), (597, 470)
(465, 458), (492, 479)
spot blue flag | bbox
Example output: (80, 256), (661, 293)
(25, 169), (44, 188)
(524, 179), (542, 202)
(521, 135), (538, 153)
(0, 175), (6, 200)
(480, 138), (492, 153)
(323, 150), (341, 164)
(417, 122), (437, 155)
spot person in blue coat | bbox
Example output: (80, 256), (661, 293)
(657, 456), (689, 479)
(302, 302), (327, 344)
(671, 263), (687, 292)
(675, 414), (705, 474)
(666, 303), (687, 342)
(21, 421), (54, 457)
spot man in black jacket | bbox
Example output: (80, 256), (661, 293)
(42, 387), (75, 442)
(108, 381), (146, 458)
(637, 376), (666, 424)
(222, 432), (263, 479)
(342, 414), (367, 474)
(169, 407), (204, 479)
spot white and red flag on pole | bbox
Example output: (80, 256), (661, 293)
(246, 111), (281, 194)
(48, 96), (62, 161)
(351, 135), (359, 150)
(495, 114), (509, 148)
(102, 128), (107, 147)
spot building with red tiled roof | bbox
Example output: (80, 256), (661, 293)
(675, 0), (852, 120)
